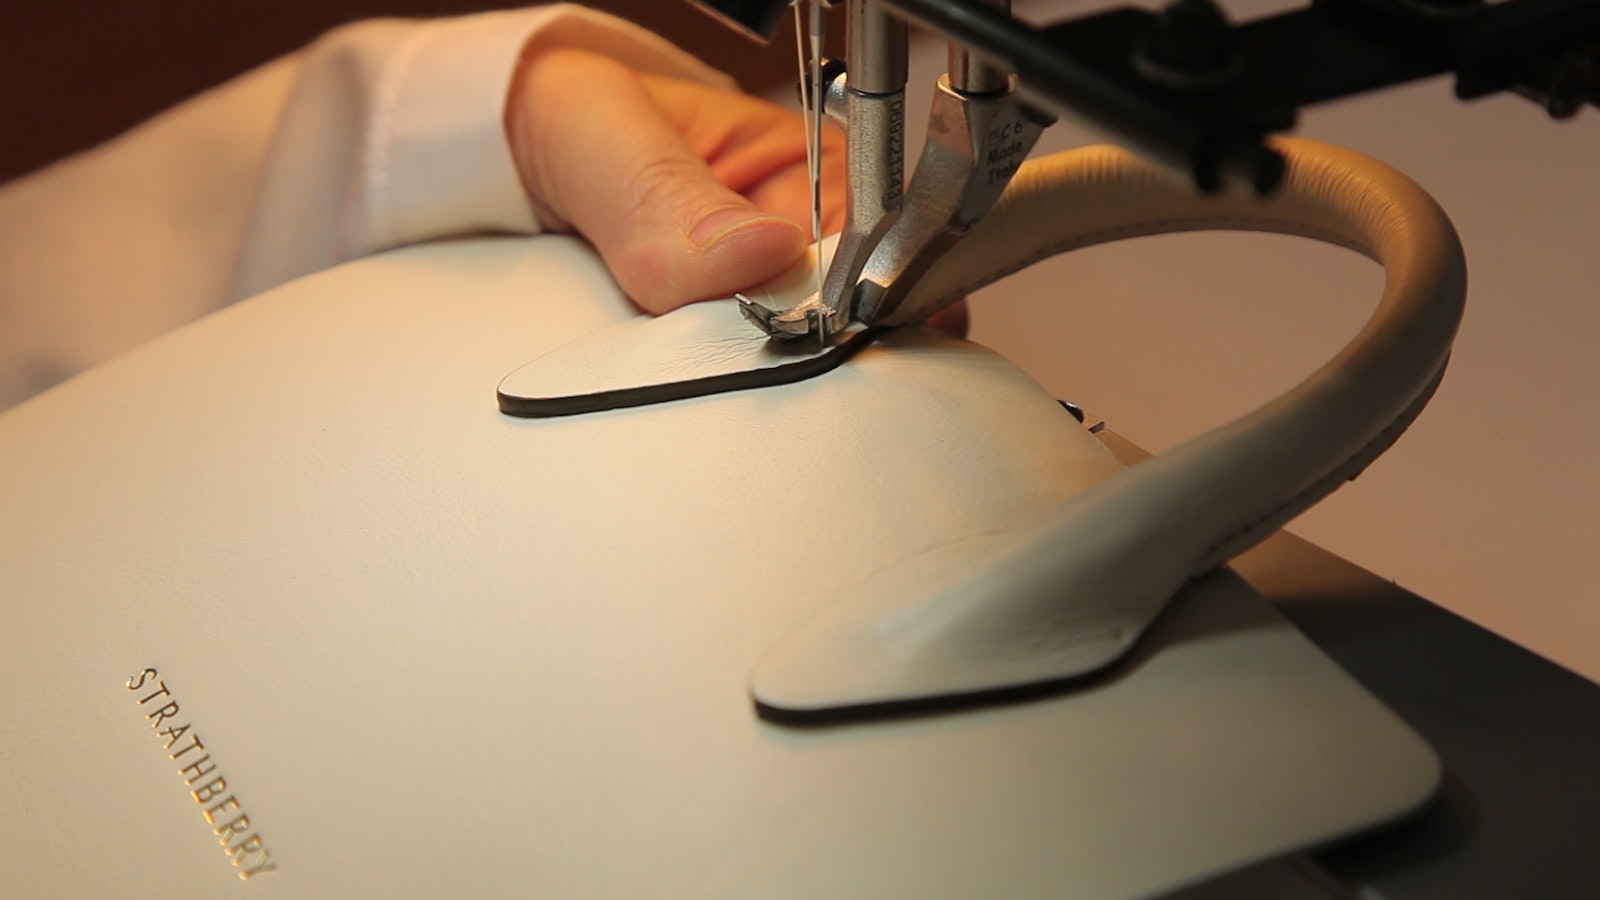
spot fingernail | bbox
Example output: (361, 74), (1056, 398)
(689, 208), (785, 249)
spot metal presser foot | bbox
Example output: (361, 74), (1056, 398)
(734, 230), (858, 348)
(733, 0), (1044, 345)
(736, 291), (848, 344)
(734, 0), (905, 346)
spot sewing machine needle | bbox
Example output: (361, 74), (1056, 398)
(794, 1), (827, 312)
(809, 1), (826, 272)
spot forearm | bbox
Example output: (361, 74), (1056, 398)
(231, 6), (734, 300)
(0, 4), (729, 411)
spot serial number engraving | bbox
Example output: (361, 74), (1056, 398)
(884, 98), (906, 208)
(126, 667), (278, 880)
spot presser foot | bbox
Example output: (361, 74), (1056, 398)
(737, 291), (855, 345)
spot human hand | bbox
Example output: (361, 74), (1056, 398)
(506, 47), (844, 315)
(506, 46), (967, 337)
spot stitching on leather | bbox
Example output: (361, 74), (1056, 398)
(916, 199), (1437, 576)
(1195, 360), (1446, 570)
(925, 216), (1370, 311)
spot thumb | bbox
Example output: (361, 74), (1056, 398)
(508, 48), (807, 315)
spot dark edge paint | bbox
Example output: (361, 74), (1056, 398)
(497, 326), (890, 418)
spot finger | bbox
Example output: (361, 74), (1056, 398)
(925, 299), (971, 339)
(507, 49), (807, 314)
(641, 74), (848, 237)
(743, 144), (848, 237)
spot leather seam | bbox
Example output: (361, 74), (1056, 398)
(1196, 358), (1447, 570)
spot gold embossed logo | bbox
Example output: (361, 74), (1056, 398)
(126, 668), (278, 879)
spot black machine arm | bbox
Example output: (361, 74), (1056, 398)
(690, 0), (1600, 193)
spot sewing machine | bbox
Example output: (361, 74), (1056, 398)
(673, 0), (1600, 894)
(694, 0), (1596, 332)
(684, 0), (1600, 892)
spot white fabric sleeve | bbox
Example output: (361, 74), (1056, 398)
(0, 58), (300, 411)
(0, 5), (730, 412)
(230, 5), (736, 300)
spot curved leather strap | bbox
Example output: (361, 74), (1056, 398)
(753, 138), (1467, 717)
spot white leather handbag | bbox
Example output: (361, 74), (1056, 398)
(0, 138), (1461, 898)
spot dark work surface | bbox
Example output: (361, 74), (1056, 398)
(1228, 532), (1600, 899)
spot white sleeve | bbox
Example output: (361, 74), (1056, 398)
(0, 5), (730, 412)
(230, 5), (736, 300)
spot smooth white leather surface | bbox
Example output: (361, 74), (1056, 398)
(0, 141), (1449, 898)
(498, 238), (851, 403)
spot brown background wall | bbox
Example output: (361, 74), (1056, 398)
(1, 1), (818, 183)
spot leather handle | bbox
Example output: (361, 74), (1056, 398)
(753, 138), (1467, 718)
(918, 137), (1467, 572)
